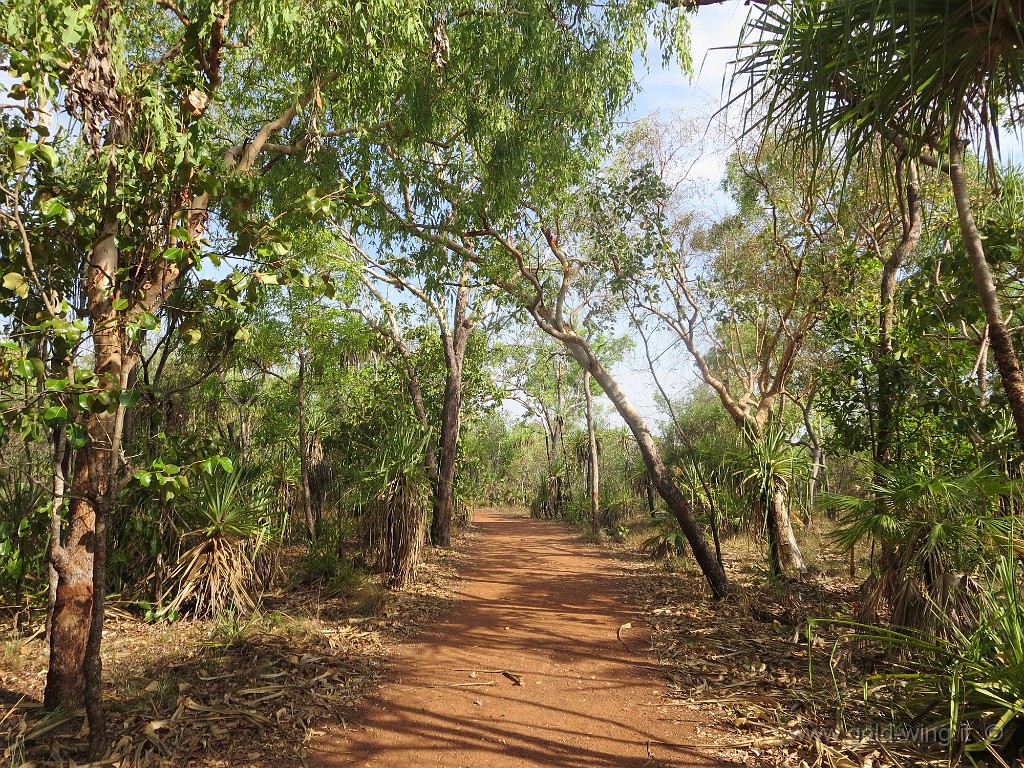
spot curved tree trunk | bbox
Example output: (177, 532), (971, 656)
(568, 350), (728, 597)
(949, 142), (1024, 452)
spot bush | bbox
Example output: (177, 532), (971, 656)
(164, 467), (274, 618)
(294, 518), (362, 595)
(817, 555), (1024, 763)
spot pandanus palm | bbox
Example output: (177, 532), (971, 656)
(733, 0), (1024, 452)
(349, 423), (431, 588)
(732, 424), (809, 577)
(165, 467), (273, 618)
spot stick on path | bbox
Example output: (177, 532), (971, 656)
(309, 508), (726, 767)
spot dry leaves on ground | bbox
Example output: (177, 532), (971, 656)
(624, 555), (949, 768)
(0, 536), (468, 768)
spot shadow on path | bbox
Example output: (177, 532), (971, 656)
(309, 509), (728, 768)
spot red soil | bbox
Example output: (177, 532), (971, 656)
(309, 508), (726, 768)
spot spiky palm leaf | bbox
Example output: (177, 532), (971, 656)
(348, 424), (430, 587)
(731, 423), (808, 501)
(165, 469), (272, 618)
(733, 0), (1024, 166)
(821, 464), (1018, 630)
(815, 556), (1024, 760)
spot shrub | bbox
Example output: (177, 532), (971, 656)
(164, 467), (273, 618)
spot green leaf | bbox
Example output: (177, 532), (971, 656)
(15, 358), (33, 378)
(42, 404), (68, 426)
(68, 422), (87, 448)
(112, 298), (129, 311)
(34, 143), (58, 168)
(119, 389), (141, 407)
(218, 456), (234, 474)
(44, 378), (68, 391)
(39, 197), (72, 223)
(162, 247), (186, 262)
(134, 471), (153, 488)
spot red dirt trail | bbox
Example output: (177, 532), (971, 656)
(309, 508), (725, 768)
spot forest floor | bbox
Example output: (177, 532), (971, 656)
(1, 508), (924, 768)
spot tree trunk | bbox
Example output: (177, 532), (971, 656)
(44, 447), (95, 711)
(430, 265), (472, 547)
(548, 474), (563, 518)
(46, 425), (68, 639)
(876, 161), (922, 468)
(766, 485), (807, 578)
(584, 371), (600, 536)
(807, 445), (824, 518)
(431, 361), (463, 546)
(569, 350), (728, 597)
(949, 142), (1024, 452)
(555, 363), (569, 494)
(297, 351), (315, 542)
(45, 219), (123, 754)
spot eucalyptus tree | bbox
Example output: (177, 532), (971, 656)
(611, 124), (893, 576)
(733, 0), (1024, 453)
(3, 0), (374, 736)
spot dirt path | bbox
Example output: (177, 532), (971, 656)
(309, 509), (725, 768)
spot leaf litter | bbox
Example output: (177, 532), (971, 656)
(0, 541), (468, 767)
(624, 553), (953, 768)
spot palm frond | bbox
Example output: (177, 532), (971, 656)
(732, 0), (1024, 169)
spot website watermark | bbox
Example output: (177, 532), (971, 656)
(792, 724), (1003, 746)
